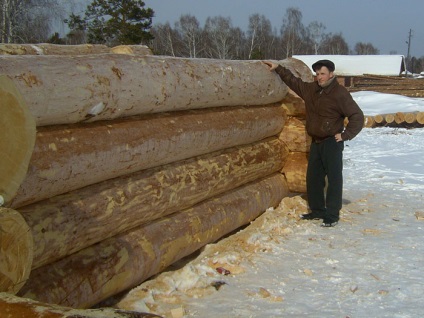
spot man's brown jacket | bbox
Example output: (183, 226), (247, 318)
(275, 65), (364, 142)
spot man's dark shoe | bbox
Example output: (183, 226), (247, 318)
(300, 213), (323, 220)
(321, 220), (338, 227)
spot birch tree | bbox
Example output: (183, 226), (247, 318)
(0, 0), (63, 43)
(175, 14), (203, 58)
(280, 7), (307, 58)
(204, 16), (235, 59)
(247, 14), (272, 59)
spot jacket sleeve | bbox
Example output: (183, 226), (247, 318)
(340, 93), (365, 141)
(274, 65), (307, 98)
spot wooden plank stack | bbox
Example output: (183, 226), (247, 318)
(348, 74), (424, 98)
(0, 46), (313, 312)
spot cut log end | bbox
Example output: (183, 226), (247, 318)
(0, 208), (34, 294)
(0, 75), (36, 204)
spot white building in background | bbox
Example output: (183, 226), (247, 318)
(292, 55), (406, 77)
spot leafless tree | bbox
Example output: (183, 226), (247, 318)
(203, 16), (235, 59)
(247, 14), (273, 59)
(175, 14), (203, 58)
(280, 7), (308, 58)
(0, 0), (64, 43)
(230, 26), (247, 59)
(307, 21), (326, 55)
(150, 22), (180, 56)
(320, 33), (349, 55)
(354, 42), (379, 55)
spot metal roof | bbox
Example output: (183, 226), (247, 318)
(292, 55), (406, 76)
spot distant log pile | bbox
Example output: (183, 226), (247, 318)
(348, 74), (424, 98)
(364, 111), (424, 128)
(0, 46), (313, 312)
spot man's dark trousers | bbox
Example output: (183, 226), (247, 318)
(307, 137), (344, 223)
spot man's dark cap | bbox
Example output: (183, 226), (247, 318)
(312, 59), (335, 72)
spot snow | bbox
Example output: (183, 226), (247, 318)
(116, 91), (424, 318)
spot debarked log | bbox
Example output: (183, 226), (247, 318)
(0, 76), (36, 205)
(0, 43), (152, 56)
(19, 137), (287, 269)
(0, 292), (161, 318)
(0, 54), (288, 126)
(279, 117), (311, 153)
(0, 208), (33, 294)
(364, 116), (375, 128)
(281, 152), (308, 193)
(8, 105), (285, 208)
(18, 173), (290, 309)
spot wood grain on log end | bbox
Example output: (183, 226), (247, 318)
(0, 75), (36, 204)
(0, 208), (33, 294)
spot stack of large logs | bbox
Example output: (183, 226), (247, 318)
(0, 46), (313, 313)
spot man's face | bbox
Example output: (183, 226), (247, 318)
(315, 66), (334, 86)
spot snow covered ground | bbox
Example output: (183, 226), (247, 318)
(116, 92), (424, 318)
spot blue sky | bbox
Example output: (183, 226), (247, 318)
(145, 0), (424, 57)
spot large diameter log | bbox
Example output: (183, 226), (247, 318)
(0, 292), (161, 318)
(0, 54), (288, 126)
(279, 117), (311, 152)
(9, 105), (285, 208)
(0, 76), (36, 205)
(282, 152), (308, 193)
(0, 43), (152, 56)
(0, 208), (33, 294)
(280, 57), (314, 83)
(20, 138), (287, 269)
(18, 174), (289, 309)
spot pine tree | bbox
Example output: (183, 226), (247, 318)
(83, 0), (154, 46)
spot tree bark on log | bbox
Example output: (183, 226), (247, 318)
(18, 174), (289, 309)
(19, 138), (287, 269)
(0, 44), (152, 56)
(279, 117), (311, 153)
(8, 105), (285, 209)
(281, 152), (308, 193)
(0, 208), (33, 294)
(0, 54), (288, 126)
(0, 76), (36, 205)
(0, 292), (161, 318)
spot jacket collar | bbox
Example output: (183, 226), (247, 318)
(316, 76), (338, 94)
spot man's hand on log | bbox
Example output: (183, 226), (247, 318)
(262, 61), (279, 71)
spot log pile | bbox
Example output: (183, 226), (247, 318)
(348, 74), (424, 98)
(0, 46), (313, 312)
(365, 111), (424, 128)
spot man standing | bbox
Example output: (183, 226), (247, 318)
(263, 59), (364, 227)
